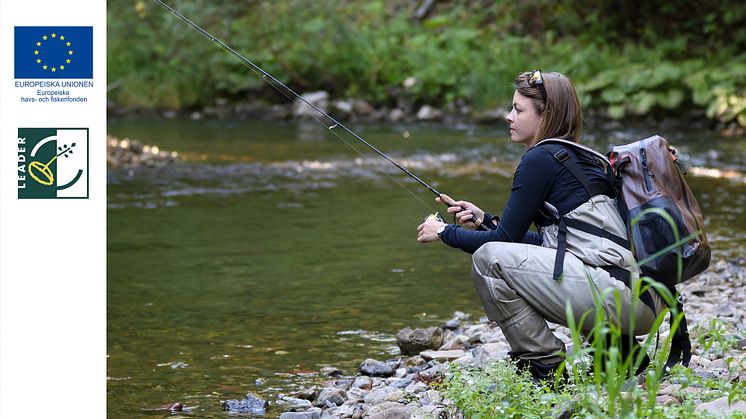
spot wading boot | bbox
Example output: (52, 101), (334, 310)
(511, 354), (567, 389)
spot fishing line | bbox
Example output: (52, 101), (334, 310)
(153, 0), (445, 214)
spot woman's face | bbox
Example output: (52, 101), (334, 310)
(506, 90), (542, 146)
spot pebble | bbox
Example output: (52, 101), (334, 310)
(419, 349), (465, 362)
(695, 396), (746, 417)
(359, 359), (394, 377)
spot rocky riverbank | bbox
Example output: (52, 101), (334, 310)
(108, 88), (738, 136)
(222, 258), (746, 418)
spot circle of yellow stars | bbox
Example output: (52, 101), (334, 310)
(33, 32), (73, 73)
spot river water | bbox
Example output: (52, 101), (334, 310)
(107, 116), (746, 417)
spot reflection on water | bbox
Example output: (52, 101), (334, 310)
(107, 117), (746, 417)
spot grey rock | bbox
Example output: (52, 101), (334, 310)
(438, 333), (467, 351)
(351, 376), (373, 390)
(360, 358), (394, 377)
(364, 387), (397, 405)
(222, 392), (268, 414)
(738, 338), (746, 350)
(695, 396), (746, 417)
(314, 387), (348, 407)
(297, 387), (318, 400)
(366, 405), (411, 419)
(442, 317), (461, 330)
(419, 350), (465, 362)
(388, 108), (406, 122)
(295, 91), (329, 118)
(473, 342), (510, 368)
(416, 105), (442, 121)
(656, 395), (680, 406)
(365, 402), (408, 417)
(320, 366), (345, 377)
(280, 411), (321, 419)
(384, 389), (408, 403)
(418, 389), (442, 406)
(322, 404), (355, 419)
(332, 100), (354, 116)
(347, 387), (367, 401)
(463, 324), (489, 338)
(385, 377), (413, 389)
(277, 396), (313, 412)
(351, 99), (374, 116)
(404, 381), (428, 394)
(396, 327), (444, 355)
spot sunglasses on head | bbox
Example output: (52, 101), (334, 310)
(528, 69), (547, 102)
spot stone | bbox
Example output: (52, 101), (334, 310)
(364, 387), (397, 405)
(277, 396), (313, 412)
(366, 406), (411, 419)
(332, 100), (354, 116)
(223, 393), (268, 414)
(396, 327), (444, 355)
(695, 396), (746, 416)
(404, 381), (428, 394)
(472, 342), (509, 368)
(416, 105), (442, 121)
(385, 108), (404, 122)
(314, 387), (348, 407)
(322, 404), (354, 419)
(419, 350), (465, 362)
(359, 359), (394, 377)
(478, 329), (505, 344)
(418, 389), (442, 406)
(296, 387), (318, 401)
(280, 411), (321, 419)
(383, 390), (408, 403)
(439, 333), (466, 351)
(656, 395), (680, 406)
(365, 402), (408, 417)
(442, 317), (461, 330)
(320, 367), (345, 377)
(347, 387), (367, 401)
(351, 376), (372, 390)
(351, 99), (374, 116)
(657, 383), (681, 396)
(385, 377), (413, 389)
(294, 91), (329, 118)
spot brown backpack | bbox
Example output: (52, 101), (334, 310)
(609, 135), (711, 288)
(541, 135), (710, 370)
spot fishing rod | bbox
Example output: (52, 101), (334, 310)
(154, 0), (476, 223)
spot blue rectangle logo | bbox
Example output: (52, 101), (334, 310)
(14, 26), (93, 79)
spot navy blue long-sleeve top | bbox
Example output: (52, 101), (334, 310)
(439, 143), (612, 253)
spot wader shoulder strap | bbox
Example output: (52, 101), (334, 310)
(539, 143), (612, 198)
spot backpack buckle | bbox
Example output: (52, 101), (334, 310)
(553, 149), (570, 162)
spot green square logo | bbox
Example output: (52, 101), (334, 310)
(18, 128), (89, 199)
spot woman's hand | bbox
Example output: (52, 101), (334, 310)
(438, 194), (485, 229)
(417, 218), (446, 243)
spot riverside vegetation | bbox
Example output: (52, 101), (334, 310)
(109, 1), (746, 131)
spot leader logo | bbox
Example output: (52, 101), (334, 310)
(18, 128), (89, 199)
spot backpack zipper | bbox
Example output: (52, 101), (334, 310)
(640, 147), (654, 192)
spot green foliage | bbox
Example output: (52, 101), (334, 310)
(108, 0), (746, 127)
(442, 361), (568, 418)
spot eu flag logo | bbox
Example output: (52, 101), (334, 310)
(14, 26), (93, 79)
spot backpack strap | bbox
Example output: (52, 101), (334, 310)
(540, 143), (613, 198)
(664, 293), (692, 373)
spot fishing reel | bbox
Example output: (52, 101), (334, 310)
(424, 212), (445, 223)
